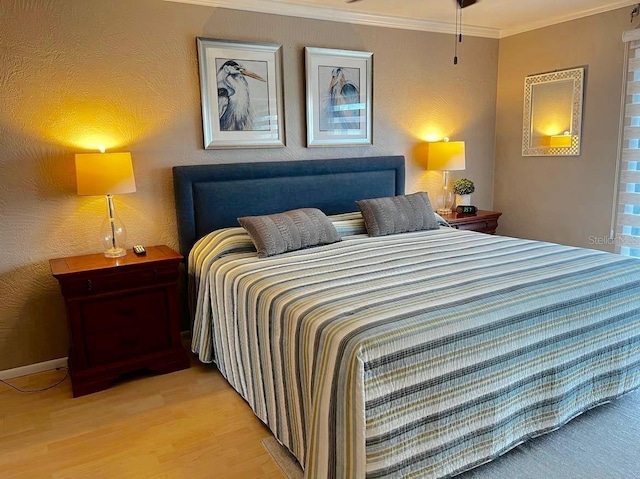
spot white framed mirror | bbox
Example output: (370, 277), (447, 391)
(522, 67), (584, 156)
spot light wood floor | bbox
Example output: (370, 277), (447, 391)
(0, 356), (285, 479)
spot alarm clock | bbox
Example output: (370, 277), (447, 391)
(456, 205), (478, 214)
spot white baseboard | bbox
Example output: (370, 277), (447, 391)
(0, 357), (68, 380)
(0, 335), (191, 381)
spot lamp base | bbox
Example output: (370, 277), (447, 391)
(101, 194), (128, 259)
(104, 246), (127, 258)
(436, 208), (453, 216)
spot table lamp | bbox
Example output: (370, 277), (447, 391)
(75, 152), (136, 258)
(428, 138), (466, 215)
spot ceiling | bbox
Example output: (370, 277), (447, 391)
(165, 0), (637, 38)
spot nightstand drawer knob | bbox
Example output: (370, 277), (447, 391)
(153, 269), (158, 280)
(86, 279), (93, 291)
(117, 307), (136, 316)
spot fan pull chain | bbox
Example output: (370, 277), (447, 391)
(454, 2), (462, 64)
(453, 5), (458, 64)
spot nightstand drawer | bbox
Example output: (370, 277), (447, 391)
(81, 290), (168, 334)
(82, 290), (171, 365)
(62, 265), (177, 297)
(84, 322), (171, 366)
(445, 211), (502, 235)
(454, 219), (498, 233)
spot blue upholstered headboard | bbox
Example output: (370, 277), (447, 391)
(172, 156), (405, 257)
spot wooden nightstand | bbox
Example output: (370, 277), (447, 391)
(443, 210), (502, 234)
(50, 245), (190, 397)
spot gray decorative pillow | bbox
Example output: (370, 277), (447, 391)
(356, 192), (439, 237)
(238, 208), (341, 257)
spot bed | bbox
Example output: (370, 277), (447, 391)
(173, 156), (640, 478)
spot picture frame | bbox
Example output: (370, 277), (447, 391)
(522, 67), (584, 156)
(305, 47), (373, 147)
(196, 38), (285, 149)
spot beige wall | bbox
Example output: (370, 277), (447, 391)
(0, 0), (498, 370)
(494, 7), (630, 250)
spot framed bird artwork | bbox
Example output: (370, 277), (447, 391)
(305, 47), (373, 147)
(196, 38), (286, 149)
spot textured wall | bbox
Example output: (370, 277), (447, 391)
(494, 7), (629, 250)
(0, 0), (498, 370)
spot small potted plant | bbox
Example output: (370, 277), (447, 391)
(452, 178), (475, 206)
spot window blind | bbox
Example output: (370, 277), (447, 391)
(614, 29), (640, 257)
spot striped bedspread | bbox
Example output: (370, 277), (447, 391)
(190, 224), (640, 478)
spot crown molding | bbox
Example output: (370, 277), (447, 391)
(499, 0), (638, 38)
(164, 0), (635, 39)
(163, 0), (500, 39)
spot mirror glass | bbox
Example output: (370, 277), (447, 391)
(522, 67), (584, 156)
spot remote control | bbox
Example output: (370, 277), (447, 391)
(133, 244), (146, 255)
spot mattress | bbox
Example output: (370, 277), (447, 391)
(189, 223), (640, 478)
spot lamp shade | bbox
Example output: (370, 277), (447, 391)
(75, 152), (136, 196)
(427, 141), (466, 171)
(549, 135), (573, 148)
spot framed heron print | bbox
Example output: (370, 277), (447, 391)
(305, 47), (373, 147)
(196, 38), (285, 149)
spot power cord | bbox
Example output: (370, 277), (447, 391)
(0, 367), (69, 393)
